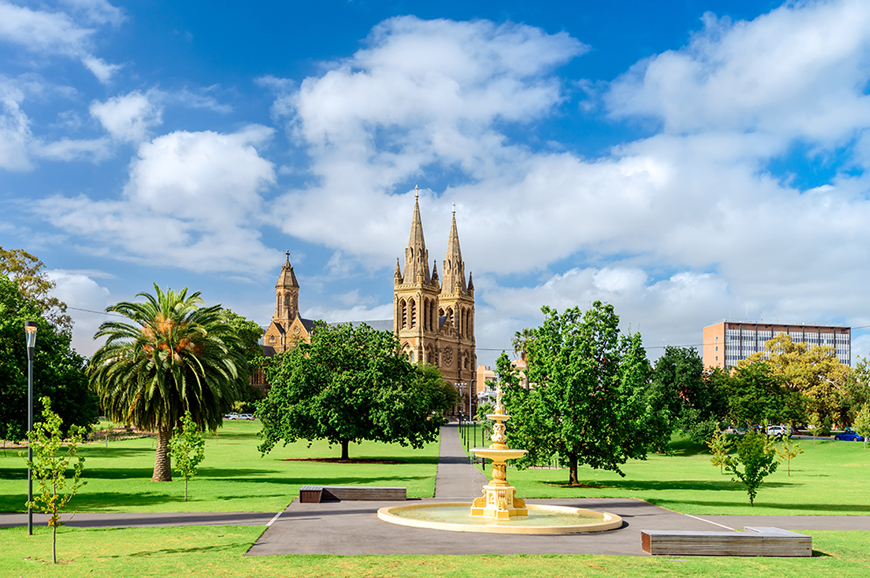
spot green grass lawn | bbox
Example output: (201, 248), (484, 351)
(0, 421), (440, 513)
(459, 424), (870, 516)
(1, 525), (868, 577)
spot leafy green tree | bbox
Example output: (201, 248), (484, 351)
(725, 430), (779, 506)
(724, 362), (805, 427)
(650, 346), (725, 445)
(169, 411), (206, 501)
(0, 247), (71, 331)
(742, 334), (849, 427)
(23, 397), (86, 564)
(707, 430), (732, 474)
(89, 285), (247, 482)
(258, 322), (458, 460)
(854, 403), (870, 450)
(504, 302), (660, 485)
(219, 309), (266, 411)
(0, 274), (98, 448)
(775, 438), (804, 476)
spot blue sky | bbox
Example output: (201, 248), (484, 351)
(3, 0), (870, 367)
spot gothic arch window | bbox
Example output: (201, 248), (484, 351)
(410, 299), (417, 328)
(430, 301), (436, 331)
(464, 349), (470, 370)
(426, 345), (434, 364)
(447, 307), (454, 328)
(400, 299), (408, 329)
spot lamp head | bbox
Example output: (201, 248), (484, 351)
(24, 321), (37, 348)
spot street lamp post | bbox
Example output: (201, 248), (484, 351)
(24, 321), (37, 536)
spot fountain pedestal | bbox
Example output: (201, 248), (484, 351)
(470, 404), (528, 518)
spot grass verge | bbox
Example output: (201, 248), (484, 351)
(1, 525), (868, 577)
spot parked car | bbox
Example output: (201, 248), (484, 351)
(239, 413), (255, 420)
(833, 429), (864, 442)
(224, 412), (239, 420)
(766, 425), (790, 438)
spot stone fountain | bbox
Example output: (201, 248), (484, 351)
(377, 384), (622, 534)
(469, 385), (528, 518)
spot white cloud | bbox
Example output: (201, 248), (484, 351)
(90, 90), (162, 142)
(261, 9), (870, 366)
(36, 125), (281, 275)
(60, 0), (124, 27)
(0, 0), (121, 83)
(268, 16), (585, 266)
(0, 78), (33, 170)
(48, 269), (112, 357)
(606, 0), (870, 144)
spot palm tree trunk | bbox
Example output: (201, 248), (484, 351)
(152, 428), (172, 482)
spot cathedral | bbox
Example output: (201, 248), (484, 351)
(260, 191), (477, 412)
(394, 192), (477, 407)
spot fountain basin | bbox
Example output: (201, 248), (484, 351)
(377, 502), (623, 534)
(471, 447), (528, 461)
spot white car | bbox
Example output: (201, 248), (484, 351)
(766, 425), (789, 438)
(239, 414), (255, 420)
(224, 412), (239, 420)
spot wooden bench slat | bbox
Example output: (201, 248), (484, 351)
(641, 527), (811, 557)
(299, 485), (406, 503)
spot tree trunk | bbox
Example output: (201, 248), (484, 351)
(152, 428), (172, 482)
(52, 524), (57, 564)
(568, 453), (578, 486)
(341, 439), (349, 461)
(184, 478), (188, 501)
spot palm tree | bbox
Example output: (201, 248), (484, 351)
(89, 285), (247, 481)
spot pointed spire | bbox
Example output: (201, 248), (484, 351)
(394, 257), (402, 282)
(468, 272), (474, 292)
(431, 260), (439, 286)
(402, 191), (430, 284)
(276, 250), (299, 288)
(441, 205), (466, 294)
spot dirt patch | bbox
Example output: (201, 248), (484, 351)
(281, 458), (405, 464)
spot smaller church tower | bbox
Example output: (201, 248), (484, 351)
(263, 251), (312, 353)
(275, 250), (299, 322)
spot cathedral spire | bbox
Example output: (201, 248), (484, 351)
(402, 189), (430, 284)
(441, 205), (466, 294)
(276, 250), (299, 288)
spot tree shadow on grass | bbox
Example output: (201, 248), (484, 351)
(538, 479), (794, 492)
(0, 491), (183, 513)
(200, 475), (432, 486)
(665, 439), (710, 458)
(117, 542), (251, 558)
(76, 447), (157, 458)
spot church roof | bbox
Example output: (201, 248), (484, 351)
(328, 319), (393, 332)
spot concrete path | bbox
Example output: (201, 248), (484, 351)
(434, 422), (489, 499)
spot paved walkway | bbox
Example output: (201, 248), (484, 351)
(433, 422), (489, 498)
(0, 511), (275, 529)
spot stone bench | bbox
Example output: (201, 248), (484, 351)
(641, 526), (812, 557)
(299, 485), (406, 503)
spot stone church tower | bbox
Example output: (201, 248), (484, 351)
(394, 191), (477, 413)
(262, 251), (314, 353)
